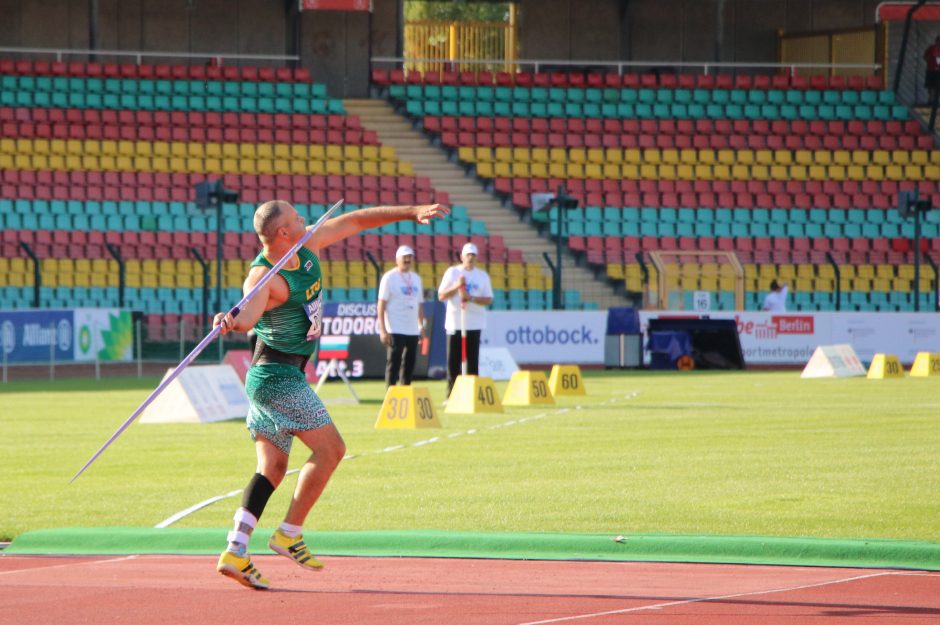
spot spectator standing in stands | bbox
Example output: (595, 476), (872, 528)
(924, 35), (940, 105)
(377, 244), (425, 388)
(438, 242), (493, 398)
(762, 280), (789, 312)
(212, 200), (448, 590)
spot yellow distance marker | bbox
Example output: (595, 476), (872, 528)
(375, 386), (441, 429)
(445, 375), (503, 414)
(866, 354), (904, 379)
(502, 370), (555, 406)
(548, 364), (587, 396)
(910, 352), (940, 377)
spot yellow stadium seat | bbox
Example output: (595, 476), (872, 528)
(639, 164), (657, 179)
(531, 147), (549, 163)
(642, 148), (661, 164)
(677, 164), (694, 180)
(926, 165), (940, 179)
(566, 162), (584, 178)
(494, 146), (512, 163)
(32, 139), (50, 155)
(769, 165), (787, 179)
(697, 148), (716, 164)
(712, 164), (731, 180)
(851, 151), (870, 165)
(252, 144), (271, 160)
(585, 163), (603, 179)
(623, 148), (642, 164)
(548, 162), (566, 178)
(621, 163), (640, 178)
(885, 165), (905, 180)
(569, 148), (587, 164)
(658, 164), (676, 180)
(679, 148), (697, 164)
(910, 150), (928, 165)
(661, 149), (679, 165)
(693, 164), (712, 179)
(716, 149), (735, 165)
(602, 163), (620, 178)
(475, 161), (494, 178)
(511, 162), (530, 177)
(508, 146), (527, 163)
(752, 149), (774, 166)
(790, 165), (808, 180)
(117, 141), (135, 157)
(865, 165), (884, 180)
(379, 145), (396, 161)
(731, 164), (750, 180)
(530, 162), (549, 178)
(876, 150), (896, 165)
(397, 161), (414, 175)
(794, 150), (812, 166)
(361, 144), (378, 161)
(845, 165), (864, 180)
(343, 144), (361, 161)
(604, 148), (623, 164)
(587, 148), (605, 164)
(807, 165), (827, 180)
(324, 159), (342, 175)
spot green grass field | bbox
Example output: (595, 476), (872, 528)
(2, 370), (938, 543)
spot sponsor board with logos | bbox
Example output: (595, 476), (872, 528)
(640, 311), (940, 365)
(0, 308), (132, 364)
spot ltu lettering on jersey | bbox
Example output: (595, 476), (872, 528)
(305, 279), (321, 300)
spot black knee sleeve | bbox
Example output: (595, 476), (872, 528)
(241, 473), (276, 520)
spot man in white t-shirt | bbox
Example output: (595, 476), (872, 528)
(438, 242), (494, 397)
(762, 280), (788, 312)
(377, 245), (425, 387)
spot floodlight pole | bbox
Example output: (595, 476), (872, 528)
(19, 242), (41, 308)
(913, 201), (923, 312)
(190, 247), (210, 335)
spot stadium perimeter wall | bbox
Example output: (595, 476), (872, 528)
(0, 0), (884, 97)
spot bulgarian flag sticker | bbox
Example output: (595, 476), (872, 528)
(318, 335), (350, 360)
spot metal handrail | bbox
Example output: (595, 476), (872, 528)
(0, 46), (299, 64)
(371, 55), (882, 75)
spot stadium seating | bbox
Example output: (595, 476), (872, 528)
(0, 60), (577, 336)
(381, 68), (940, 312)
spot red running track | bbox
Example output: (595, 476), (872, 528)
(1, 554), (938, 625)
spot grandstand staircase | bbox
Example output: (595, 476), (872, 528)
(343, 98), (631, 310)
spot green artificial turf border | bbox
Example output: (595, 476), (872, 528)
(7, 528), (940, 571)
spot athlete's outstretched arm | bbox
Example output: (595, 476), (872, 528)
(305, 204), (448, 253)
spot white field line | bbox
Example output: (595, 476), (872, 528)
(155, 392), (640, 528)
(516, 570), (900, 625)
(0, 555), (139, 576)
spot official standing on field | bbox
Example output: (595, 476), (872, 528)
(377, 244), (425, 387)
(438, 242), (493, 398)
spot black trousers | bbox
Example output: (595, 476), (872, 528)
(446, 330), (481, 396)
(386, 333), (420, 387)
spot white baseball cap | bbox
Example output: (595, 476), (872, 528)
(461, 242), (479, 257)
(395, 245), (415, 259)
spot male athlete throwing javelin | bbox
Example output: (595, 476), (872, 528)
(213, 200), (448, 589)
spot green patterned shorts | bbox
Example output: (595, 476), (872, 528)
(244, 363), (333, 455)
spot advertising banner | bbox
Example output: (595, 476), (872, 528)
(639, 311), (940, 365)
(316, 301), (444, 379)
(0, 308), (133, 364)
(482, 311), (608, 364)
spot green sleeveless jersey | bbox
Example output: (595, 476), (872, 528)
(250, 246), (323, 356)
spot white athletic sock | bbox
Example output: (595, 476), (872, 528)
(279, 521), (302, 538)
(226, 508), (258, 555)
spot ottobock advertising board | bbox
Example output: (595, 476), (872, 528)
(0, 308), (133, 364)
(639, 311), (940, 365)
(482, 311), (608, 365)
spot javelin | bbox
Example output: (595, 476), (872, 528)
(69, 199), (344, 483)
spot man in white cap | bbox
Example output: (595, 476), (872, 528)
(438, 242), (493, 398)
(377, 244), (425, 387)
